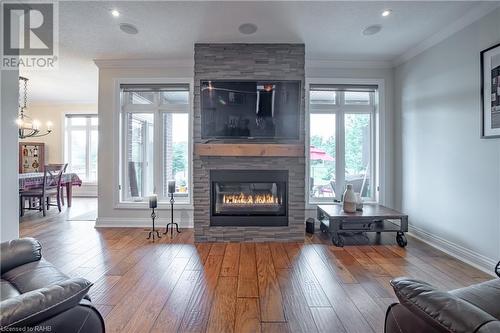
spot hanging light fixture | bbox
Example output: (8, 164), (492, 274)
(17, 76), (53, 139)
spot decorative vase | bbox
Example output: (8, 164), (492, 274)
(342, 184), (357, 213)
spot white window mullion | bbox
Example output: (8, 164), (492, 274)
(85, 118), (91, 181)
(154, 110), (162, 198)
(336, 92), (346, 201)
(66, 119), (72, 170)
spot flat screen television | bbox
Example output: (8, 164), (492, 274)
(201, 80), (301, 139)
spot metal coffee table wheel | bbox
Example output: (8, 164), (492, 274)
(396, 232), (407, 248)
(332, 233), (344, 247)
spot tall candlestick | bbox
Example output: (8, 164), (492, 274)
(149, 194), (157, 208)
(168, 180), (176, 194)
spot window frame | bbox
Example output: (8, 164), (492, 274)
(117, 79), (193, 207)
(306, 79), (383, 206)
(64, 114), (98, 184)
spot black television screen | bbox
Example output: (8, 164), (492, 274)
(201, 80), (300, 139)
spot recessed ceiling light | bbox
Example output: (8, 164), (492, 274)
(120, 23), (139, 35)
(238, 23), (258, 35)
(382, 9), (392, 17)
(111, 9), (120, 17)
(362, 24), (382, 36)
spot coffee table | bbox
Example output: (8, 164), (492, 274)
(317, 204), (408, 247)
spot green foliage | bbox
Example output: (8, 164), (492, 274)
(172, 142), (187, 175)
(345, 114), (370, 174)
(310, 114), (370, 182)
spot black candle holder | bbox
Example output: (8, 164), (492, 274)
(164, 192), (181, 238)
(147, 208), (161, 241)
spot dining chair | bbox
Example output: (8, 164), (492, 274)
(48, 163), (68, 205)
(20, 165), (65, 217)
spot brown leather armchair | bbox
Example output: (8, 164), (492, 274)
(385, 277), (500, 333)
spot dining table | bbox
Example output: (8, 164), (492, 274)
(19, 172), (82, 207)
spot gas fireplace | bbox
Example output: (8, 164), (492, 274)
(210, 170), (288, 226)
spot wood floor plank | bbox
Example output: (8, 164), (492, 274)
(19, 199), (493, 333)
(206, 277), (238, 333)
(185, 243), (212, 270)
(234, 298), (261, 333)
(122, 257), (189, 333)
(302, 245), (374, 333)
(221, 243), (241, 277)
(269, 243), (291, 269)
(150, 269), (202, 333)
(209, 243), (227, 256)
(310, 307), (346, 333)
(255, 244), (286, 322)
(276, 269), (319, 333)
(343, 284), (386, 333)
(289, 246), (330, 307)
(105, 244), (184, 332)
(177, 253), (224, 332)
(238, 243), (259, 298)
(261, 322), (290, 333)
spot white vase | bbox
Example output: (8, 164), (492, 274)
(343, 184), (357, 213)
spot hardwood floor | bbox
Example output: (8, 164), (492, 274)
(19, 198), (492, 333)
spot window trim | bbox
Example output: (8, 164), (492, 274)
(64, 114), (98, 185)
(305, 78), (386, 208)
(113, 77), (194, 209)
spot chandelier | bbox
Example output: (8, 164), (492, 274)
(17, 76), (53, 139)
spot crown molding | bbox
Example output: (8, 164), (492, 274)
(306, 59), (393, 69)
(393, 2), (500, 67)
(93, 58), (194, 69)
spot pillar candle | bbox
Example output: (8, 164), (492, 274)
(168, 180), (176, 194)
(149, 194), (157, 208)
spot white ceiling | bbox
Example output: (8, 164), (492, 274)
(20, 1), (497, 104)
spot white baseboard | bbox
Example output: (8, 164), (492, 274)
(408, 224), (496, 277)
(95, 217), (194, 228)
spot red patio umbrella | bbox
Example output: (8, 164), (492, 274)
(310, 146), (334, 161)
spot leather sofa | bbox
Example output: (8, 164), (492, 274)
(0, 238), (105, 332)
(385, 276), (500, 333)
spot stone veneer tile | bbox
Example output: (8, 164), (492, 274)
(193, 44), (306, 242)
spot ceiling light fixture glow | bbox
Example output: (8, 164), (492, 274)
(111, 9), (120, 17)
(382, 9), (392, 17)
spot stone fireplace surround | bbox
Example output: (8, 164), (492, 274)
(193, 43), (305, 242)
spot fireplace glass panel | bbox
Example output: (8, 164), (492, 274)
(213, 181), (286, 216)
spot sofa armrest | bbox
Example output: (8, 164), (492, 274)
(391, 277), (498, 333)
(0, 277), (92, 329)
(1, 238), (42, 274)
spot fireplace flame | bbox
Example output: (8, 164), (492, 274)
(223, 193), (279, 205)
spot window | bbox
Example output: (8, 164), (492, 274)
(65, 115), (98, 183)
(309, 84), (376, 202)
(120, 84), (190, 203)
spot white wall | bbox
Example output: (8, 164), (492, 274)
(95, 62), (194, 227)
(395, 8), (500, 272)
(1, 69), (20, 242)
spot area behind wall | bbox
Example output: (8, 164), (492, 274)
(19, 104), (97, 196)
(395, 8), (500, 272)
(20, 104), (97, 164)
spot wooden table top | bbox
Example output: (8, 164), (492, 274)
(317, 204), (407, 220)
